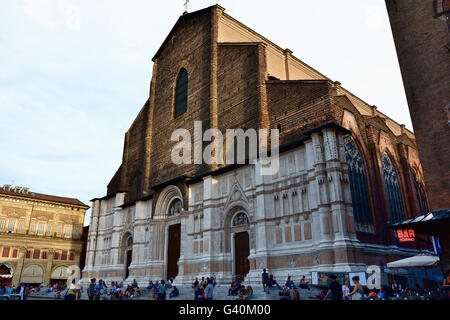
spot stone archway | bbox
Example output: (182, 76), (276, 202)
(224, 206), (251, 281)
(155, 186), (184, 281)
(120, 233), (133, 280)
(0, 263), (13, 286)
(21, 264), (44, 284)
(154, 185), (184, 218)
(50, 266), (69, 285)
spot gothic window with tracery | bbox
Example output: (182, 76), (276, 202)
(344, 136), (373, 232)
(232, 212), (249, 227)
(381, 153), (405, 223)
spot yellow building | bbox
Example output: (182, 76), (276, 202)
(0, 184), (89, 287)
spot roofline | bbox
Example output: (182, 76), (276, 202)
(220, 11), (330, 81)
(152, 5), (222, 62)
(90, 190), (127, 202)
(0, 190), (90, 209)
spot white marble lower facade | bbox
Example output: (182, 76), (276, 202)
(81, 128), (421, 287)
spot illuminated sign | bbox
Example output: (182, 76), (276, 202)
(397, 229), (416, 242)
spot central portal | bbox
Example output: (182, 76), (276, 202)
(167, 224), (181, 280)
(234, 232), (250, 280)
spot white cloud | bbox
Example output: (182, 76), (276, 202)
(66, 4), (81, 30)
(22, 0), (59, 29)
(22, 0), (81, 31)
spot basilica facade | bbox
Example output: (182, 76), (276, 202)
(82, 5), (431, 286)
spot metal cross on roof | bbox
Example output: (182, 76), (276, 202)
(184, 0), (190, 12)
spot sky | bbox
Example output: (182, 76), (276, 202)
(0, 0), (411, 226)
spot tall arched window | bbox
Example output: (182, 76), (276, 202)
(174, 68), (188, 118)
(381, 153), (405, 223)
(410, 167), (428, 214)
(344, 136), (373, 232)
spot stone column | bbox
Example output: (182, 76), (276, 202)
(131, 200), (150, 283)
(201, 176), (215, 274)
(82, 199), (100, 281)
(310, 132), (332, 245)
(323, 128), (347, 240)
(12, 247), (26, 287)
(43, 249), (54, 286)
(284, 49), (292, 80)
(247, 160), (270, 283)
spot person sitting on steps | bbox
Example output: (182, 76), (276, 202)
(285, 276), (296, 289)
(268, 275), (281, 289)
(280, 284), (291, 300)
(299, 276), (311, 291)
(169, 286), (179, 299)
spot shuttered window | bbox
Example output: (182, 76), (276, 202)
(2, 247), (10, 258)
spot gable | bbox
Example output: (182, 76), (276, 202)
(152, 6), (215, 61)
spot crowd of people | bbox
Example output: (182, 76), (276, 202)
(192, 276), (216, 300)
(86, 278), (145, 300)
(317, 272), (450, 301)
(2, 268), (448, 301)
(227, 280), (254, 300)
(0, 282), (31, 300)
(260, 269), (312, 300)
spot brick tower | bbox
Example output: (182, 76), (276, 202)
(385, 0), (450, 211)
(386, 0), (450, 271)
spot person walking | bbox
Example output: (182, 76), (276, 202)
(349, 276), (365, 300)
(158, 280), (166, 300)
(392, 280), (402, 295)
(205, 278), (214, 300)
(88, 278), (97, 300)
(342, 279), (350, 300)
(323, 274), (342, 301)
(95, 279), (105, 300)
(262, 268), (269, 293)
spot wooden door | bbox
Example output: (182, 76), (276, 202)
(167, 224), (181, 280)
(234, 232), (250, 279)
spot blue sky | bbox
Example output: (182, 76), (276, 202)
(0, 0), (411, 226)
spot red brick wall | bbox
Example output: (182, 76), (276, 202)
(386, 0), (450, 211)
(217, 44), (261, 132)
(266, 80), (333, 144)
(148, 11), (213, 187)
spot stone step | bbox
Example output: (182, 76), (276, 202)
(30, 285), (324, 301)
